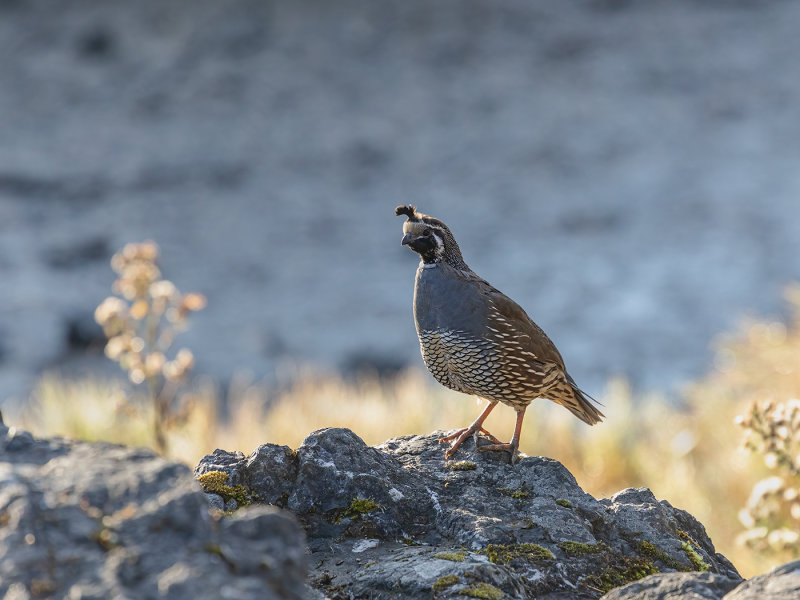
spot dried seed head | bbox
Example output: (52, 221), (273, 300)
(104, 335), (129, 360)
(144, 352), (166, 377)
(150, 280), (177, 301)
(94, 297), (128, 326)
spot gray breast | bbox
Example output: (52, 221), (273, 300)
(411, 263), (548, 406)
(412, 263), (487, 337)
(412, 264), (505, 397)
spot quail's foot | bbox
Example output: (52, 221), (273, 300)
(474, 409), (525, 464)
(476, 440), (520, 465)
(439, 426), (502, 459)
(441, 425), (478, 459)
(438, 401), (500, 458)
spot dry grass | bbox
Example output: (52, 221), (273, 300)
(14, 289), (800, 579)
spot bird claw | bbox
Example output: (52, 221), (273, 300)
(442, 427), (474, 458)
(441, 427), (504, 459)
(439, 428), (469, 444)
(476, 442), (520, 465)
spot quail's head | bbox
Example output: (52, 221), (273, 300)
(395, 205), (465, 267)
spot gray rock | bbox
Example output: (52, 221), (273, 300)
(0, 423), (312, 600)
(723, 559), (800, 600)
(603, 559), (800, 600)
(6, 417), (797, 599)
(196, 443), (297, 507)
(197, 427), (742, 599)
(602, 571), (740, 600)
(204, 492), (225, 511)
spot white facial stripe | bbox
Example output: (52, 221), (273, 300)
(432, 231), (445, 256)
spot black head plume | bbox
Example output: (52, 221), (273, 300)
(395, 205), (419, 220)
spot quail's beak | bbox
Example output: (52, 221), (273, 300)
(401, 233), (414, 246)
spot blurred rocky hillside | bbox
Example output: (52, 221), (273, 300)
(2, 0), (800, 403)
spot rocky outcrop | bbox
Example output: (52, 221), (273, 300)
(195, 427), (742, 599)
(3, 414), (797, 600)
(0, 413), (313, 600)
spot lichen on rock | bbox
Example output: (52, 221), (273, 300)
(432, 551), (467, 562)
(196, 469), (252, 507)
(194, 428), (745, 599)
(484, 543), (554, 564)
(459, 581), (504, 599)
(432, 574), (460, 591)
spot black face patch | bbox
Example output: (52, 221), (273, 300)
(405, 230), (443, 263)
(397, 207), (468, 269)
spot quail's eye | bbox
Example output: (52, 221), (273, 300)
(423, 228), (432, 236)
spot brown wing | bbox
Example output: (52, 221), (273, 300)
(453, 270), (604, 423)
(465, 272), (566, 368)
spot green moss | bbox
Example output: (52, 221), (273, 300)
(349, 498), (380, 514)
(433, 551), (466, 562)
(678, 530), (703, 550)
(559, 541), (604, 556)
(331, 497), (382, 523)
(449, 461), (477, 471)
(637, 540), (687, 571)
(681, 541), (710, 572)
(587, 557), (660, 593)
(639, 540), (708, 572)
(460, 582), (504, 599)
(484, 543), (554, 564)
(498, 488), (531, 500)
(196, 471), (251, 507)
(676, 531), (709, 571)
(555, 499), (573, 509)
(204, 543), (223, 556)
(401, 536), (419, 546)
(432, 575), (460, 591)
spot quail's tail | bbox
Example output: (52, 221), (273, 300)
(563, 374), (605, 425)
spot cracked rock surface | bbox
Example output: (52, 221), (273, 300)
(0, 413), (314, 600)
(196, 427), (743, 599)
(3, 415), (797, 600)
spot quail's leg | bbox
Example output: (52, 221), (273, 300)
(439, 401), (499, 459)
(477, 408), (526, 464)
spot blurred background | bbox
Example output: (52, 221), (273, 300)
(2, 0), (800, 577)
(2, 0), (800, 402)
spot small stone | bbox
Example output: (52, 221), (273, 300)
(205, 493), (225, 512)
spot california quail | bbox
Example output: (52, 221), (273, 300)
(396, 205), (603, 464)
